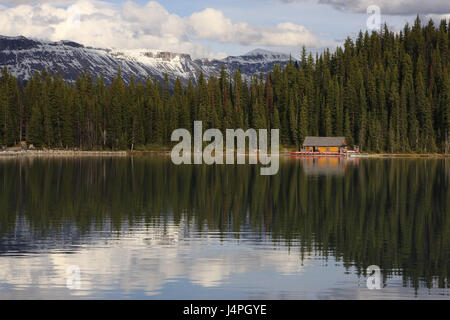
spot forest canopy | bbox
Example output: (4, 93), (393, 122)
(0, 17), (449, 153)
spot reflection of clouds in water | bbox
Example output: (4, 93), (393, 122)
(0, 221), (307, 298)
(187, 249), (303, 288)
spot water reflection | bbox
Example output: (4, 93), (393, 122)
(0, 156), (448, 299)
(290, 156), (359, 176)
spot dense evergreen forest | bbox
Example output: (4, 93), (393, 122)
(0, 17), (449, 152)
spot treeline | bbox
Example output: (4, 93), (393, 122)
(0, 17), (449, 152)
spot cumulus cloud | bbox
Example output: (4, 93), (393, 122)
(0, 0), (75, 4)
(0, 0), (323, 58)
(189, 8), (319, 47)
(317, 0), (450, 16)
(274, 0), (450, 16)
(426, 13), (450, 21)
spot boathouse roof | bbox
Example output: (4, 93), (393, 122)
(302, 136), (347, 147)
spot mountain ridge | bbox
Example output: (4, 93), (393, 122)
(0, 35), (296, 86)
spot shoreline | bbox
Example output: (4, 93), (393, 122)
(0, 149), (448, 158)
(359, 153), (449, 158)
(0, 150), (128, 157)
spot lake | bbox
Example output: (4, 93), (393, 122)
(0, 156), (448, 299)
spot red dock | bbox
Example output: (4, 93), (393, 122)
(290, 150), (359, 157)
(290, 151), (344, 156)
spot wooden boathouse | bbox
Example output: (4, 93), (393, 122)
(302, 136), (347, 153)
(290, 136), (355, 156)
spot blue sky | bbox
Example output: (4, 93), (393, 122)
(0, 0), (448, 58)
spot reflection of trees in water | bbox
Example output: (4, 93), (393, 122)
(0, 157), (448, 289)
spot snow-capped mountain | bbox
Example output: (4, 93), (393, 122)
(0, 35), (295, 86)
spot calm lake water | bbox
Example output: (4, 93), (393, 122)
(0, 156), (448, 299)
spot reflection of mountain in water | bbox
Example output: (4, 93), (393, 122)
(0, 157), (448, 291)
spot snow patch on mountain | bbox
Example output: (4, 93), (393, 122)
(0, 36), (296, 86)
(243, 48), (292, 61)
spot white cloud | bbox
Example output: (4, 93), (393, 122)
(0, 0), (323, 58)
(189, 8), (320, 47)
(0, 0), (76, 4)
(275, 0), (450, 16)
(189, 8), (233, 42)
(426, 13), (450, 21)
(317, 0), (450, 16)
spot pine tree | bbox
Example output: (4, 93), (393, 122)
(298, 96), (309, 146)
(442, 72), (450, 153)
(358, 86), (368, 150)
(288, 97), (298, 146)
(344, 109), (353, 147)
(108, 69), (125, 149)
(416, 70), (437, 152)
(28, 103), (44, 147)
(272, 106), (281, 131)
(61, 90), (74, 148)
(324, 103), (333, 137)
(251, 99), (265, 130)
